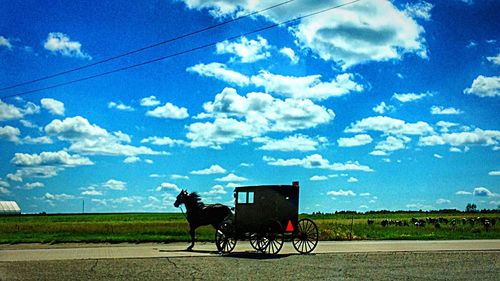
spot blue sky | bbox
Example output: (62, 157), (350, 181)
(0, 0), (499, 214)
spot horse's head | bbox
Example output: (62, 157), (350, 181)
(174, 189), (188, 208)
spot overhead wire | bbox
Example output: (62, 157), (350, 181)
(0, 0), (296, 92)
(1, 0), (362, 99)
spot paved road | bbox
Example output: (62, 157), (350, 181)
(1, 241), (499, 281)
(0, 240), (499, 261)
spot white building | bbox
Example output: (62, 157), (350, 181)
(0, 201), (21, 215)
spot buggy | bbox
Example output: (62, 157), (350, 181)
(215, 181), (319, 254)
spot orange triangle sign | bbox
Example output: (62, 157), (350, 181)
(286, 220), (294, 232)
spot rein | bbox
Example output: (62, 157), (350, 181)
(179, 205), (188, 220)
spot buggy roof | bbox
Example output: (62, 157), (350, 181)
(235, 184), (297, 192)
(234, 182), (299, 192)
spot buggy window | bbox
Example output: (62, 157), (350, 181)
(237, 191), (255, 204)
(237, 192), (246, 204)
(248, 192), (254, 204)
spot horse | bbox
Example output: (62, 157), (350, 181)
(174, 189), (232, 251)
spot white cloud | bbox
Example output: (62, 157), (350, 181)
(20, 120), (39, 129)
(254, 134), (323, 152)
(433, 153), (443, 159)
(473, 187), (497, 197)
(0, 186), (10, 194)
(11, 150), (93, 167)
(279, 47), (299, 64)
(123, 156), (141, 164)
(43, 32), (91, 59)
(486, 54), (500, 65)
(345, 116), (434, 136)
(251, 71), (363, 100)
(310, 175), (328, 181)
(188, 88), (335, 148)
(0, 125), (20, 143)
(202, 184), (227, 195)
(140, 96), (160, 107)
(455, 190), (472, 195)
(0, 35), (13, 49)
(449, 147), (464, 153)
(22, 102), (40, 115)
(347, 177), (358, 183)
(22, 182), (45, 190)
(187, 118), (255, 148)
(392, 92), (430, 103)
(375, 136), (408, 152)
(149, 174), (166, 178)
(45, 116), (164, 156)
(215, 173), (248, 182)
(436, 121), (459, 133)
(182, 0), (428, 69)
(104, 179), (127, 191)
(81, 186), (102, 196)
(441, 128), (500, 147)
(404, 1), (433, 21)
(372, 102), (394, 114)
(430, 106), (463, 115)
(171, 174), (189, 180)
(146, 102), (189, 119)
(43, 192), (75, 201)
(436, 198), (451, 204)
(141, 136), (186, 146)
(144, 159), (153, 164)
(419, 127), (499, 148)
(188, 65), (362, 100)
(488, 171), (500, 176)
(22, 136), (53, 145)
(337, 134), (372, 147)
(327, 189), (356, 197)
(360, 192), (371, 196)
(369, 150), (389, 156)
(41, 98), (65, 116)
(7, 166), (61, 182)
(263, 154), (373, 172)
(216, 36), (270, 63)
(187, 62), (250, 86)
(0, 179), (9, 188)
(155, 182), (181, 192)
(0, 100), (23, 121)
(418, 135), (445, 146)
(464, 75), (500, 97)
(191, 164), (226, 175)
(294, 0), (427, 69)
(108, 101), (134, 112)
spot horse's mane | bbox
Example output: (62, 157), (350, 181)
(189, 192), (205, 208)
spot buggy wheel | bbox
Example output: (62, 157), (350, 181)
(259, 221), (284, 255)
(215, 222), (236, 254)
(249, 233), (264, 252)
(292, 218), (319, 254)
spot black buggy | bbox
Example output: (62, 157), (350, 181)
(215, 181), (319, 255)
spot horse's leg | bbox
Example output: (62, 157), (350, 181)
(187, 226), (195, 251)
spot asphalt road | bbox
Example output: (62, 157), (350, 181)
(0, 240), (499, 261)
(1, 241), (499, 280)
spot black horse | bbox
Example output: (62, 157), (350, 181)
(174, 189), (232, 251)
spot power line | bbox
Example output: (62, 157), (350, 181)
(0, 0), (296, 92)
(1, 0), (362, 99)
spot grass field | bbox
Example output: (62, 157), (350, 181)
(0, 212), (498, 244)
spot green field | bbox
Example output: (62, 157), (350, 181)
(0, 212), (498, 244)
